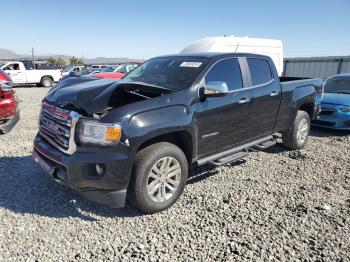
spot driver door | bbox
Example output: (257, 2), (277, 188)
(196, 58), (253, 157)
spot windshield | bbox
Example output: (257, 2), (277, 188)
(63, 66), (73, 72)
(324, 76), (350, 94)
(123, 57), (208, 90)
(102, 66), (118, 73)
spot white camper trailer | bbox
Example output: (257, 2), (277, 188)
(181, 36), (284, 76)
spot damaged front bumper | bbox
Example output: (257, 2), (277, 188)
(0, 110), (20, 134)
(33, 134), (133, 208)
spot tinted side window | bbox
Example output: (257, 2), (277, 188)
(4, 63), (20, 70)
(205, 58), (243, 91)
(247, 58), (272, 86)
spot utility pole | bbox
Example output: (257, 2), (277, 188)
(32, 47), (35, 68)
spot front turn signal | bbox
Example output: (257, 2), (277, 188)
(105, 127), (122, 142)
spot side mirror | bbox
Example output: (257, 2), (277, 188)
(200, 81), (229, 99)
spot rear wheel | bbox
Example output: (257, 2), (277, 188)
(282, 110), (310, 150)
(128, 142), (188, 214)
(40, 76), (53, 87)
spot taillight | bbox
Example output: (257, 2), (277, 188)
(0, 70), (13, 92)
(0, 70), (11, 82)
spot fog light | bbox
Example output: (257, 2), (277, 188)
(83, 163), (106, 179)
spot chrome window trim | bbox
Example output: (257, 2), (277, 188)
(195, 56), (277, 98)
(201, 57), (244, 92)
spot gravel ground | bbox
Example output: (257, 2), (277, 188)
(0, 87), (349, 261)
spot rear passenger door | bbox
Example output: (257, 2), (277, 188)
(246, 58), (281, 138)
(196, 58), (253, 157)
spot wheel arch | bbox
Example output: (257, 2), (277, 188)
(299, 102), (314, 119)
(40, 75), (54, 82)
(135, 130), (194, 165)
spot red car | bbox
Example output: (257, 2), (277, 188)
(93, 62), (142, 80)
(0, 70), (19, 134)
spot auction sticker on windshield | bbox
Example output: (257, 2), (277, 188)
(180, 62), (203, 68)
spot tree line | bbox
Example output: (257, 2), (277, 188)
(47, 56), (84, 68)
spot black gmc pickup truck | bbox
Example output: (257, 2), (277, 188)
(33, 53), (322, 213)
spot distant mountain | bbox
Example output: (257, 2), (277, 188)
(0, 48), (141, 64)
(0, 48), (22, 59)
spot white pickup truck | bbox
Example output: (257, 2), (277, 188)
(0, 61), (62, 87)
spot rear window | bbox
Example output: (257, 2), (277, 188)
(247, 58), (272, 86)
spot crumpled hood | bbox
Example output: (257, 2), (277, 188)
(322, 93), (350, 106)
(46, 78), (119, 115)
(45, 77), (170, 115)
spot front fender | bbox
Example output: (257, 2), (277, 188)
(125, 105), (194, 152)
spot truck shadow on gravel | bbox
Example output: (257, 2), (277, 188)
(253, 126), (350, 156)
(309, 126), (350, 138)
(187, 160), (245, 185)
(0, 155), (240, 221)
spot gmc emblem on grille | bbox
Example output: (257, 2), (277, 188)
(45, 119), (60, 133)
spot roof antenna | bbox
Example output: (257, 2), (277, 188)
(234, 42), (240, 52)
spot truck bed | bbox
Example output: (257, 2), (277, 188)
(274, 77), (323, 133)
(280, 77), (323, 91)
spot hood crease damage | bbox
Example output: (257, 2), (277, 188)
(46, 78), (171, 115)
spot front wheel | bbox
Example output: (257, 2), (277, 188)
(282, 110), (310, 150)
(128, 142), (188, 214)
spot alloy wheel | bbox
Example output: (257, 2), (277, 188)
(297, 118), (309, 144)
(146, 156), (181, 203)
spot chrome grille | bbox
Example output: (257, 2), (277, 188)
(39, 102), (79, 155)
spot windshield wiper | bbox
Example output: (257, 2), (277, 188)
(134, 81), (173, 92)
(128, 90), (151, 99)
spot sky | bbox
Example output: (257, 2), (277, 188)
(2, 0), (350, 59)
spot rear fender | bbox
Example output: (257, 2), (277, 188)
(287, 85), (317, 131)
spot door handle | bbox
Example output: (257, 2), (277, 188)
(270, 91), (279, 97)
(238, 98), (251, 104)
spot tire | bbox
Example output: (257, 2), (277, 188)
(128, 142), (188, 214)
(40, 76), (53, 87)
(282, 110), (310, 150)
